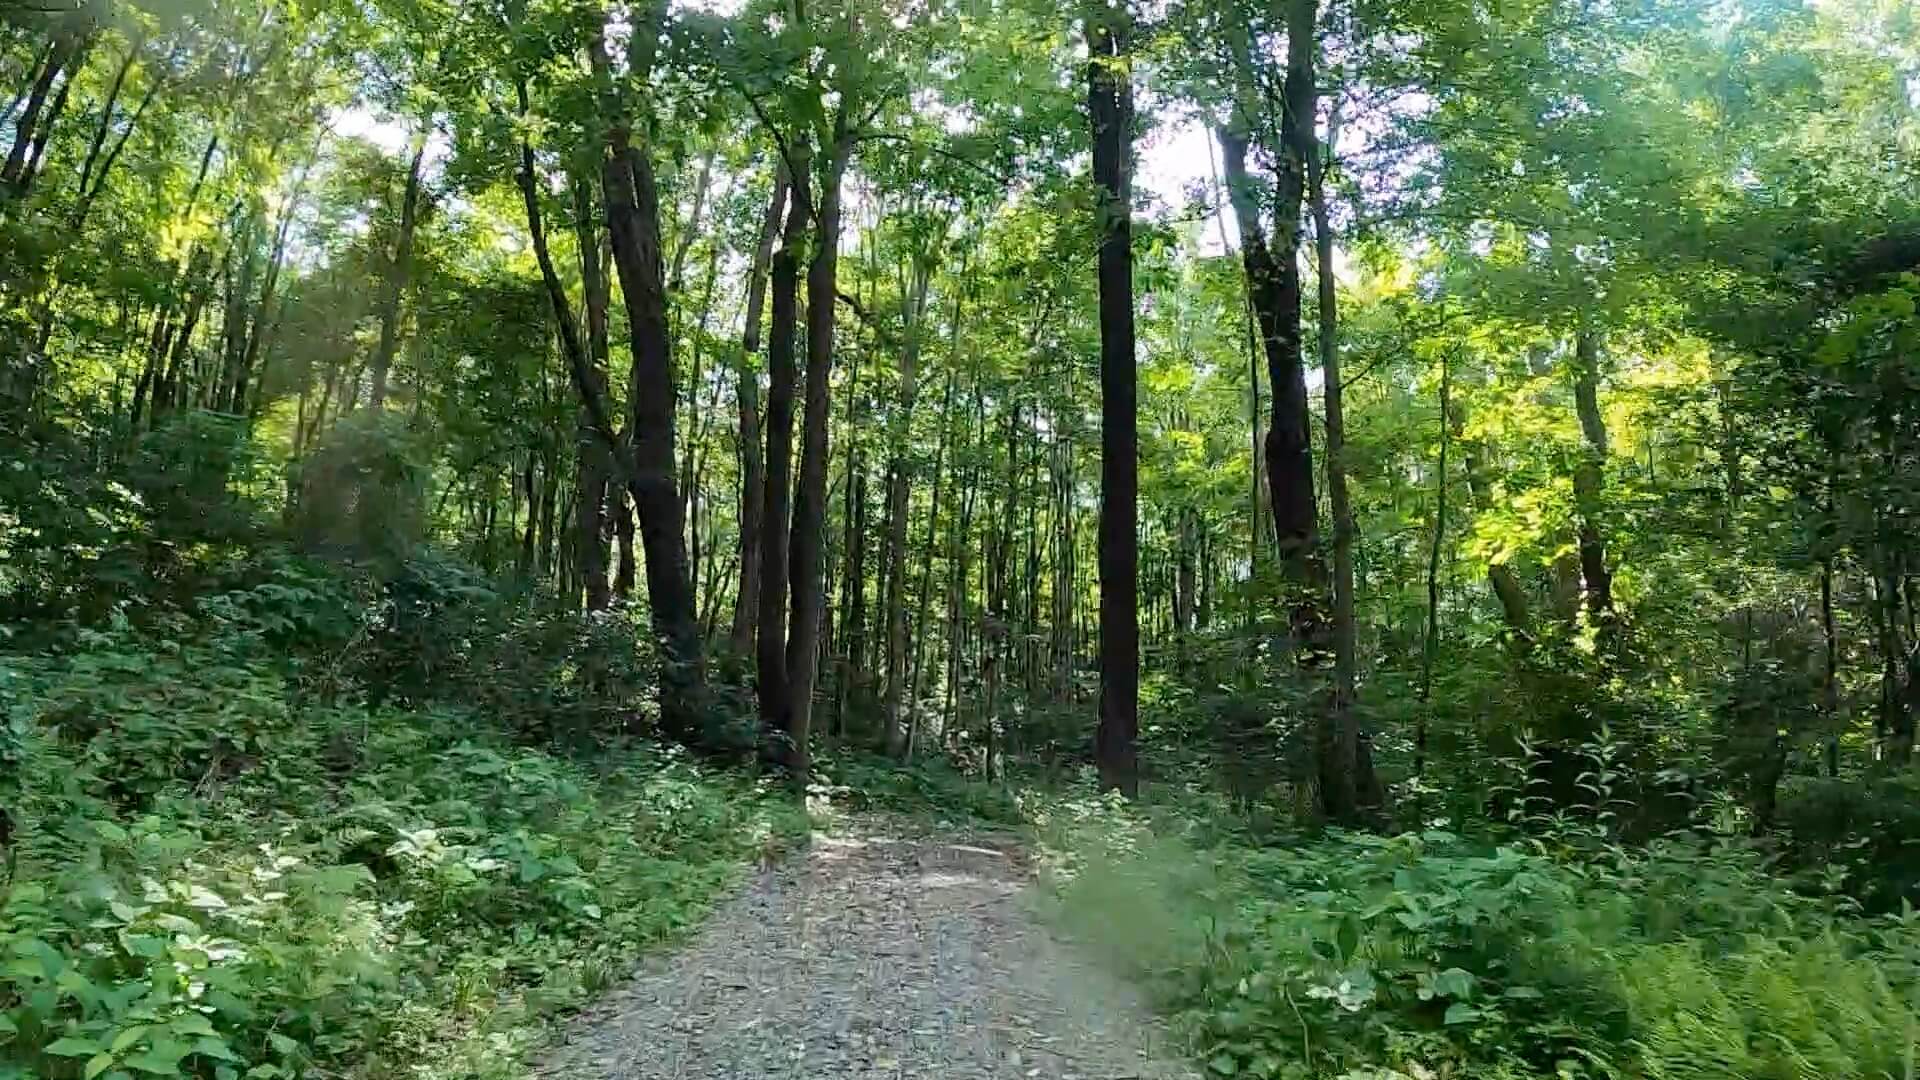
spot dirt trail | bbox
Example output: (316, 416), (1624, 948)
(535, 815), (1194, 1080)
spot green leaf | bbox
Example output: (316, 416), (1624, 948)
(266, 1032), (299, 1056)
(1432, 967), (1477, 999)
(191, 1036), (239, 1061)
(1335, 916), (1360, 961)
(1208, 1051), (1238, 1074)
(46, 1036), (108, 1056)
(85, 1053), (118, 1080)
(1443, 1002), (1479, 1025)
(168, 1014), (215, 1038)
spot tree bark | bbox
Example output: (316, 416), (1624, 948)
(882, 253), (935, 755)
(1418, 350), (1450, 774)
(732, 164), (787, 653)
(368, 136), (426, 412)
(1309, 92), (1377, 820)
(74, 36), (137, 206)
(757, 142), (812, 770)
(1570, 329), (1615, 627)
(573, 167), (613, 612)
(1088, 12), (1138, 798)
(591, 11), (706, 733)
(233, 134), (320, 417)
(783, 130), (854, 785)
(908, 360), (960, 757)
(3, 25), (78, 196)
(1217, 102), (1321, 642)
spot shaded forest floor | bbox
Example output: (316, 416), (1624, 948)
(535, 814), (1195, 1080)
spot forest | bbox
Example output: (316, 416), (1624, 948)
(2, 0), (1920, 1074)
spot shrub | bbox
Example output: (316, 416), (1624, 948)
(1047, 797), (1920, 1080)
(0, 615), (808, 1079)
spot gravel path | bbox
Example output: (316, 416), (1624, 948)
(535, 816), (1195, 1080)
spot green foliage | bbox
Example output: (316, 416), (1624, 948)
(0, 587), (808, 1079)
(1044, 790), (1920, 1080)
(288, 412), (429, 568)
(812, 751), (1025, 825)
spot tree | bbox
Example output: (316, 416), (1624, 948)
(1087, 2), (1137, 797)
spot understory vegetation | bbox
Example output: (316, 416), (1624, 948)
(0, 450), (806, 1078)
(1036, 758), (1920, 1080)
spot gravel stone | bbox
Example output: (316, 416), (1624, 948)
(535, 815), (1196, 1080)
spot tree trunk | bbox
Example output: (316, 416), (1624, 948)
(74, 36), (137, 207)
(1418, 350), (1450, 775)
(1088, 13), (1138, 797)
(757, 143), (813, 770)
(1310, 93), (1378, 819)
(1877, 545), (1914, 764)
(882, 254), (935, 755)
(1570, 329), (1614, 627)
(573, 167), (613, 612)
(592, 11), (705, 733)
(368, 136), (426, 412)
(234, 137), (319, 417)
(614, 490), (635, 598)
(1456, 397), (1532, 642)
(3, 26), (77, 196)
(732, 164), (787, 654)
(839, 459), (869, 736)
(1217, 78), (1322, 644)
(909, 290), (966, 754)
(516, 79), (610, 612)
(783, 132), (853, 785)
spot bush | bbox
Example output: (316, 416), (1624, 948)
(1045, 796), (1920, 1080)
(0, 610), (808, 1080)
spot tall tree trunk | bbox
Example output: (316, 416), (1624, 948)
(234, 135), (320, 417)
(1217, 65), (1321, 644)
(515, 77), (612, 615)
(2, 42), (53, 133)
(573, 166), (613, 612)
(368, 136), (426, 412)
(1309, 93), (1377, 819)
(1088, 12), (1138, 797)
(1418, 349), (1450, 775)
(667, 147), (714, 293)
(1877, 543), (1914, 764)
(591, 12), (706, 732)
(1571, 329), (1615, 628)
(757, 143), (813, 769)
(882, 254), (935, 755)
(518, 456), (539, 577)
(732, 164), (786, 654)
(839, 459), (869, 735)
(784, 131), (853, 785)
(1456, 410), (1532, 641)
(71, 49), (163, 232)
(219, 213), (260, 412)
(74, 36), (137, 206)
(908, 361), (958, 757)
(614, 491), (635, 598)
(679, 235), (723, 616)
(3, 25), (78, 196)
(945, 382), (985, 750)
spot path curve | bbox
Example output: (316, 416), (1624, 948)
(536, 815), (1194, 1080)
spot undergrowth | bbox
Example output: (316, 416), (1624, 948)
(1025, 771), (1920, 1080)
(0, 562), (809, 1080)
